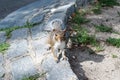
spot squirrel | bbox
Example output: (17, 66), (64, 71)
(46, 19), (67, 62)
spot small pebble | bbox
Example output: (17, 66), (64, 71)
(72, 56), (76, 59)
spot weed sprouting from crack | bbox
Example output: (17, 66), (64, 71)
(112, 54), (118, 58)
(106, 37), (120, 48)
(0, 42), (10, 54)
(0, 22), (35, 39)
(22, 72), (47, 80)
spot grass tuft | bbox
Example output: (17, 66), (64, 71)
(72, 11), (89, 25)
(22, 74), (40, 80)
(106, 37), (120, 48)
(112, 54), (118, 58)
(92, 4), (102, 14)
(0, 43), (10, 54)
(71, 25), (98, 46)
(22, 72), (46, 80)
(98, 0), (119, 7)
(95, 45), (104, 52)
(94, 24), (113, 32)
(0, 22), (34, 39)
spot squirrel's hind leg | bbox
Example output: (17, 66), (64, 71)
(60, 49), (68, 61)
(51, 47), (58, 62)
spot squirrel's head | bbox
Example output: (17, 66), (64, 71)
(53, 29), (66, 42)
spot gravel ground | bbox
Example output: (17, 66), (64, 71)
(0, 0), (37, 19)
(68, 4), (120, 80)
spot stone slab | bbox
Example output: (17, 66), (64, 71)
(31, 39), (50, 64)
(0, 32), (6, 44)
(0, 54), (4, 65)
(29, 13), (45, 24)
(6, 40), (28, 59)
(9, 28), (29, 41)
(0, 66), (5, 78)
(0, 0), (59, 29)
(31, 24), (48, 40)
(41, 54), (78, 80)
(11, 56), (37, 80)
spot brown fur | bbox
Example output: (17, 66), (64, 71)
(47, 29), (66, 46)
(47, 29), (66, 62)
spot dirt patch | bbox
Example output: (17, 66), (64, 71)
(67, 46), (104, 80)
(67, 3), (120, 80)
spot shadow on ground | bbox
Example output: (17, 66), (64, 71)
(67, 46), (104, 80)
(0, 0), (36, 19)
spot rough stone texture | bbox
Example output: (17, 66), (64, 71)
(0, 0), (78, 29)
(0, 0), (59, 28)
(29, 13), (45, 24)
(41, 54), (78, 80)
(31, 25), (48, 40)
(5, 28), (29, 60)
(11, 56), (37, 80)
(0, 66), (5, 78)
(31, 40), (50, 64)
(9, 28), (29, 41)
(0, 31), (6, 44)
(0, 54), (4, 65)
(6, 40), (28, 60)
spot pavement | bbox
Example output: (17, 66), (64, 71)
(0, 0), (37, 19)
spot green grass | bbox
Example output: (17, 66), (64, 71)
(92, 4), (102, 14)
(71, 25), (98, 46)
(112, 54), (118, 58)
(90, 0), (119, 15)
(0, 43), (10, 54)
(106, 37), (120, 48)
(94, 24), (119, 34)
(72, 11), (89, 25)
(94, 24), (113, 32)
(78, 9), (90, 16)
(98, 0), (119, 7)
(0, 22), (34, 39)
(22, 74), (39, 80)
(22, 72), (46, 80)
(95, 45), (104, 52)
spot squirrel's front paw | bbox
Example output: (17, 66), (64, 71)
(63, 57), (68, 61)
(60, 57), (68, 61)
(47, 46), (51, 51)
(54, 57), (59, 63)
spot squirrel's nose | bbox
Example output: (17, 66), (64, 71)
(59, 38), (62, 42)
(60, 37), (65, 42)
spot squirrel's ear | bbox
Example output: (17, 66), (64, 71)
(63, 29), (67, 32)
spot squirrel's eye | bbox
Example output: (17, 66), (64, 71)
(55, 34), (57, 36)
(63, 34), (65, 36)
